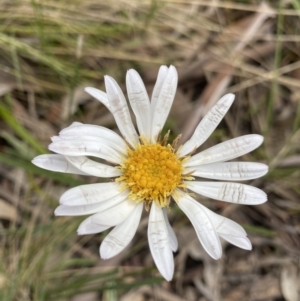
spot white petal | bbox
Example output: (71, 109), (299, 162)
(151, 66), (168, 118)
(176, 190), (222, 260)
(50, 136), (62, 142)
(126, 69), (151, 139)
(178, 94), (235, 157)
(32, 154), (87, 175)
(78, 218), (110, 235)
(200, 206), (247, 237)
(85, 87), (111, 111)
(100, 202), (143, 259)
(60, 182), (122, 205)
(185, 135), (264, 166)
(55, 190), (129, 216)
(78, 198), (138, 235)
(162, 208), (178, 252)
(104, 76), (139, 148)
(219, 234), (252, 250)
(90, 199), (138, 226)
(185, 162), (268, 181)
(151, 66), (178, 142)
(186, 181), (267, 205)
(59, 124), (127, 154)
(189, 203), (250, 250)
(70, 121), (83, 126)
(148, 202), (174, 281)
(48, 140), (124, 164)
(65, 156), (121, 178)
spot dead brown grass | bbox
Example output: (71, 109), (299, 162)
(0, 0), (300, 300)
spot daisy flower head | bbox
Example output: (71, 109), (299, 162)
(32, 65), (268, 281)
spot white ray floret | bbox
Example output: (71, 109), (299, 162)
(90, 198), (138, 227)
(60, 124), (127, 154)
(151, 65), (178, 142)
(32, 154), (87, 175)
(186, 181), (267, 205)
(100, 202), (143, 259)
(178, 93), (235, 157)
(77, 199), (137, 235)
(78, 219), (110, 235)
(104, 76), (139, 147)
(219, 234), (252, 250)
(48, 140), (125, 164)
(185, 134), (264, 166)
(84, 87), (111, 111)
(50, 136), (63, 143)
(185, 162), (268, 181)
(148, 202), (174, 281)
(55, 190), (129, 216)
(202, 207), (252, 250)
(151, 65), (168, 118)
(59, 182), (122, 205)
(201, 205), (247, 237)
(163, 208), (178, 252)
(176, 190), (222, 260)
(65, 156), (121, 178)
(126, 69), (151, 139)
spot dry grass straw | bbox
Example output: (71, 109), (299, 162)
(0, 0), (300, 300)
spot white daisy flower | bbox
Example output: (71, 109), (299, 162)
(32, 65), (268, 281)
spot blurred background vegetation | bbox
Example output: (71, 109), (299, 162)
(0, 0), (300, 300)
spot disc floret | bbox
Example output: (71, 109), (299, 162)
(118, 142), (184, 208)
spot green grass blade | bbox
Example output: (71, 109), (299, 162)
(0, 99), (46, 154)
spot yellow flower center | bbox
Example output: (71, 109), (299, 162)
(118, 144), (183, 208)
